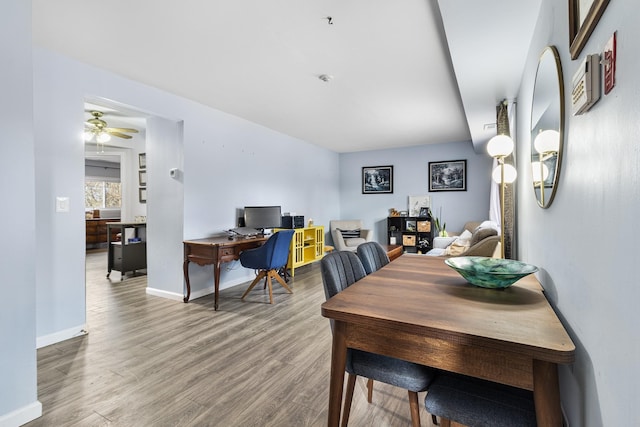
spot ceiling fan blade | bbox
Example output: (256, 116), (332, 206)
(105, 127), (139, 133)
(107, 131), (133, 139)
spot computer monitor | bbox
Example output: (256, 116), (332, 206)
(243, 206), (282, 230)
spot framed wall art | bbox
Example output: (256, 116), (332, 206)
(429, 160), (467, 192)
(138, 170), (147, 186)
(569, 0), (611, 59)
(138, 152), (146, 169)
(139, 188), (147, 203)
(408, 195), (431, 216)
(362, 165), (393, 194)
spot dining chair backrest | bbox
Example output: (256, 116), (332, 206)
(356, 241), (390, 274)
(320, 251), (367, 301)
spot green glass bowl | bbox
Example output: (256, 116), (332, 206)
(444, 256), (538, 289)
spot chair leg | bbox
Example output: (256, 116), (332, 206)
(272, 270), (293, 293)
(267, 274), (274, 304)
(367, 378), (374, 403)
(342, 374), (357, 427)
(408, 390), (421, 427)
(241, 271), (266, 300)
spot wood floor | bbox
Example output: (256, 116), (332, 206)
(26, 250), (437, 426)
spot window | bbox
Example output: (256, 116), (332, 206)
(85, 180), (122, 209)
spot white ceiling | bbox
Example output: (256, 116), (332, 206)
(33, 0), (541, 154)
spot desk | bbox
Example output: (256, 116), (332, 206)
(183, 235), (267, 309)
(321, 255), (575, 427)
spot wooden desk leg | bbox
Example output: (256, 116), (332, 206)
(183, 259), (191, 303)
(328, 321), (347, 427)
(533, 359), (563, 427)
(214, 260), (222, 311)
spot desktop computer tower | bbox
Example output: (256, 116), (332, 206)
(281, 215), (304, 229)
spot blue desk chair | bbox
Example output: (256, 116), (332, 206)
(240, 229), (295, 304)
(356, 241), (390, 274)
(321, 251), (437, 427)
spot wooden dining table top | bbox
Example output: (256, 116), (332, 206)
(321, 254), (575, 365)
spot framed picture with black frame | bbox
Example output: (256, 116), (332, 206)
(362, 165), (393, 194)
(139, 188), (147, 203)
(138, 170), (147, 186)
(429, 160), (467, 192)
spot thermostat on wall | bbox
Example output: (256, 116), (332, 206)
(572, 54), (601, 115)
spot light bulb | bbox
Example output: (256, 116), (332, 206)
(487, 134), (514, 158)
(84, 131), (95, 142)
(534, 129), (560, 154)
(531, 161), (550, 182)
(492, 164), (517, 184)
(96, 132), (111, 143)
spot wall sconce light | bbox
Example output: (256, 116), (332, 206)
(487, 134), (516, 259)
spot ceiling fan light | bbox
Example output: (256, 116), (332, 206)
(84, 131), (95, 142)
(96, 132), (111, 143)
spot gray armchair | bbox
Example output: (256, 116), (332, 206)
(329, 220), (373, 252)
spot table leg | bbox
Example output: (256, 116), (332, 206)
(183, 259), (191, 303)
(532, 359), (563, 427)
(327, 321), (347, 427)
(214, 260), (222, 310)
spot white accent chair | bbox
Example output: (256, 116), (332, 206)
(330, 220), (373, 252)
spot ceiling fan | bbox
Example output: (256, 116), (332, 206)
(84, 110), (139, 143)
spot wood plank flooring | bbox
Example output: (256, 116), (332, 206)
(25, 250), (437, 426)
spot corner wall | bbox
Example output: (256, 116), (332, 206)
(32, 47), (341, 344)
(0, 1), (42, 425)
(516, 1), (639, 425)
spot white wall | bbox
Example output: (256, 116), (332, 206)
(31, 47), (340, 345)
(0, 1), (42, 426)
(517, 0), (639, 425)
(338, 141), (493, 243)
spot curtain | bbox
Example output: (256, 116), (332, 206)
(489, 100), (517, 259)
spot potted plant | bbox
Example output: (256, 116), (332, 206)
(434, 207), (448, 237)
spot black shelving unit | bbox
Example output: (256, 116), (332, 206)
(107, 222), (147, 281)
(387, 216), (433, 254)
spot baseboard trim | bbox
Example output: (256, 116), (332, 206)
(0, 400), (42, 427)
(146, 277), (250, 302)
(36, 324), (87, 349)
(145, 287), (184, 301)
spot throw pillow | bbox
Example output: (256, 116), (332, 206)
(444, 230), (472, 256)
(338, 228), (361, 239)
(470, 224), (498, 246)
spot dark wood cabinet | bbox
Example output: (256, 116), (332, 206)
(86, 218), (121, 249)
(387, 216), (433, 254)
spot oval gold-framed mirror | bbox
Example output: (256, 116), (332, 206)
(530, 46), (565, 208)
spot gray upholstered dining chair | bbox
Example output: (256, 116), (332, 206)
(425, 372), (537, 427)
(356, 241), (390, 274)
(320, 251), (437, 427)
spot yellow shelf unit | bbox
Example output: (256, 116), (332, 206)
(274, 225), (324, 277)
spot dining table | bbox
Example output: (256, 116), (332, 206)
(320, 254), (575, 427)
